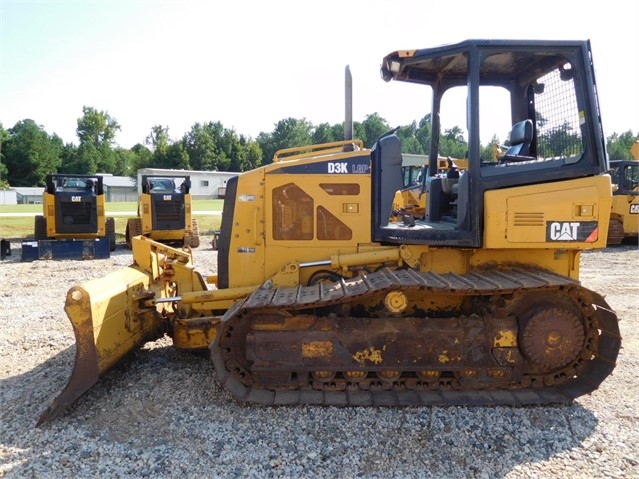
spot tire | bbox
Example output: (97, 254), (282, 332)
(34, 215), (47, 240)
(106, 217), (116, 251)
(186, 218), (200, 248)
(125, 218), (142, 249)
(606, 218), (625, 246)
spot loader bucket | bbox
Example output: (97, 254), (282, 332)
(37, 265), (164, 426)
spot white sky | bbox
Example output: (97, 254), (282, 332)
(1, 0), (637, 149)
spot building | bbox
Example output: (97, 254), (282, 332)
(11, 175), (137, 204)
(0, 189), (18, 205)
(137, 168), (238, 200)
(99, 175), (137, 202)
(12, 187), (42, 205)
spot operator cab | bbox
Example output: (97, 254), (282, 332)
(374, 39), (608, 247)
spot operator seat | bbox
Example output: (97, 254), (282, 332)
(501, 119), (534, 161)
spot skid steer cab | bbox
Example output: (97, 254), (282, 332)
(38, 39), (621, 427)
(22, 174), (115, 261)
(125, 174), (200, 249)
(606, 141), (639, 245)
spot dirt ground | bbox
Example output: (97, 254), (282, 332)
(0, 238), (638, 478)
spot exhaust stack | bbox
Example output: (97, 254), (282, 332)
(344, 65), (353, 148)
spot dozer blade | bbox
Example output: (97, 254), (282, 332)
(37, 265), (164, 426)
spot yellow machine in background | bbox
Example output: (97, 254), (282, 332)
(391, 156), (468, 224)
(606, 141), (639, 244)
(23, 174), (116, 260)
(125, 174), (200, 249)
(38, 39), (621, 426)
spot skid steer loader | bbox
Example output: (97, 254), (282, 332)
(38, 39), (621, 426)
(22, 174), (116, 261)
(606, 141), (639, 244)
(125, 174), (200, 249)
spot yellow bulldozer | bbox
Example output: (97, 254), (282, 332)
(125, 174), (200, 249)
(38, 39), (621, 426)
(606, 141), (639, 245)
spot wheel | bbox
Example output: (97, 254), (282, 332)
(308, 270), (342, 286)
(125, 218), (142, 249)
(187, 218), (200, 248)
(34, 215), (47, 240)
(606, 218), (625, 246)
(519, 306), (585, 371)
(105, 217), (116, 251)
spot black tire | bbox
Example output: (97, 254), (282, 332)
(125, 218), (142, 249)
(106, 217), (116, 251)
(34, 215), (47, 240)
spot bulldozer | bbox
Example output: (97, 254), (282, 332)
(38, 39), (621, 426)
(23, 174), (116, 261)
(606, 141), (639, 245)
(125, 174), (200, 249)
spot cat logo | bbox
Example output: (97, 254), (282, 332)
(546, 221), (598, 242)
(163, 195), (172, 201)
(630, 204), (639, 214)
(71, 196), (81, 202)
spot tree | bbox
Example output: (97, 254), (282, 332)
(439, 126), (468, 158)
(312, 122), (341, 145)
(537, 121), (580, 158)
(257, 118), (313, 164)
(183, 122), (219, 171)
(3, 119), (63, 186)
(145, 125), (175, 168)
(607, 130), (637, 160)
(129, 143), (153, 172)
(73, 106), (122, 173)
(360, 113), (391, 147)
(0, 123), (9, 185)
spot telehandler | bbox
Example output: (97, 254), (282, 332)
(24, 174), (116, 261)
(606, 141), (638, 244)
(125, 174), (200, 248)
(38, 39), (621, 426)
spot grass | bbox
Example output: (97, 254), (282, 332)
(0, 200), (224, 240)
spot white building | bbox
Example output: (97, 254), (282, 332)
(137, 168), (238, 200)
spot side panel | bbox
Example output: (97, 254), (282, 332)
(483, 175), (612, 249)
(223, 171), (266, 288)
(264, 164), (372, 285)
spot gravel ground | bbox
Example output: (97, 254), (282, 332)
(0, 238), (637, 479)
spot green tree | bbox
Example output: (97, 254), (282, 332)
(3, 119), (63, 186)
(241, 137), (263, 171)
(0, 123), (9, 185)
(129, 143), (153, 172)
(183, 122), (219, 171)
(312, 122), (341, 145)
(146, 125), (174, 168)
(537, 121), (580, 158)
(607, 130), (637, 160)
(360, 113), (391, 148)
(257, 117), (313, 164)
(75, 106), (121, 173)
(439, 126), (468, 158)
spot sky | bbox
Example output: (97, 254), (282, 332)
(1, 0), (637, 150)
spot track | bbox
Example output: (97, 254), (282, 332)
(210, 266), (621, 407)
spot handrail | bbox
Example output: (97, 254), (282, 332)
(273, 139), (364, 163)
